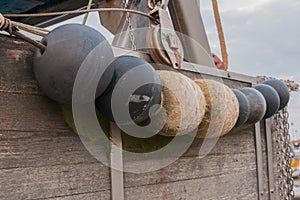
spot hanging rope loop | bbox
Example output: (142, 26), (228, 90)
(0, 13), (13, 35)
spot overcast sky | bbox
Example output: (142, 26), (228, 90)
(199, 0), (300, 138)
(51, 0), (300, 138)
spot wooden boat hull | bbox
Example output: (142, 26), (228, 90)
(0, 34), (288, 199)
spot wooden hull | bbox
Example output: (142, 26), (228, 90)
(0, 34), (284, 199)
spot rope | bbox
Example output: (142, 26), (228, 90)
(212, 0), (228, 70)
(0, 13), (46, 50)
(0, 13), (13, 35)
(1, 7), (158, 50)
(3, 8), (157, 22)
(13, 21), (49, 37)
(82, 0), (93, 25)
(1, 12), (50, 36)
(13, 30), (46, 50)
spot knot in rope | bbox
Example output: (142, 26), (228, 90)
(0, 13), (13, 35)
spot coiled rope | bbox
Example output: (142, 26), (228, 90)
(0, 13), (47, 50)
(0, 13), (13, 34)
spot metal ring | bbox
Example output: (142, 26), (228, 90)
(148, 0), (167, 10)
(148, 0), (155, 10)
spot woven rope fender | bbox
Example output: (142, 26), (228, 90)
(194, 79), (239, 138)
(156, 70), (206, 136)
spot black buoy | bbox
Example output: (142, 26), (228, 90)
(262, 79), (290, 110)
(240, 87), (267, 124)
(232, 89), (250, 127)
(96, 56), (162, 125)
(33, 24), (114, 104)
(254, 84), (280, 119)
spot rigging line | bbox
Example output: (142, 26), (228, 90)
(1, 13), (46, 50)
(3, 8), (158, 23)
(212, 0), (228, 70)
(82, 0), (93, 25)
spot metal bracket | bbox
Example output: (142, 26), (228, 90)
(265, 118), (275, 200)
(110, 122), (125, 200)
(147, 7), (184, 69)
(255, 122), (265, 200)
(158, 8), (183, 69)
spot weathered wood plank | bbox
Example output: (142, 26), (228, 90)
(0, 128), (259, 199)
(186, 128), (257, 157)
(0, 129), (258, 175)
(0, 131), (95, 170)
(0, 162), (258, 200)
(48, 191), (110, 200)
(1, 170), (257, 200)
(0, 93), (68, 132)
(123, 152), (257, 188)
(124, 170), (258, 200)
(0, 128), (258, 170)
(180, 70), (252, 89)
(0, 35), (41, 95)
(46, 170), (258, 200)
(0, 163), (111, 200)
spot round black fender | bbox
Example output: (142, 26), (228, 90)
(232, 89), (250, 127)
(33, 24), (114, 104)
(240, 87), (267, 124)
(262, 79), (290, 110)
(96, 56), (162, 125)
(254, 84), (280, 119)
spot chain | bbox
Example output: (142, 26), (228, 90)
(147, 0), (167, 10)
(274, 107), (295, 199)
(123, 0), (137, 50)
(259, 76), (295, 199)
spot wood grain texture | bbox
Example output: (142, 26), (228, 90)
(0, 34), (280, 200)
(124, 170), (258, 200)
(0, 35), (41, 95)
(0, 93), (67, 132)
